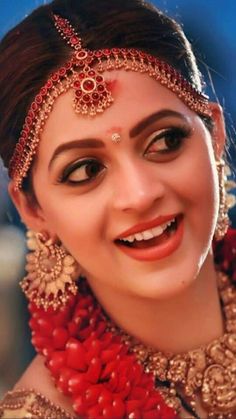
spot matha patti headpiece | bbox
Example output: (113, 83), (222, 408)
(9, 13), (211, 190)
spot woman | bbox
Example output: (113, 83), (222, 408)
(0, 0), (235, 417)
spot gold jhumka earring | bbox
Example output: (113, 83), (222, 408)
(20, 230), (79, 310)
(215, 159), (236, 241)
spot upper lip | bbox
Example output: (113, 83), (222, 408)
(116, 213), (180, 240)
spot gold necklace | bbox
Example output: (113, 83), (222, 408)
(108, 272), (236, 418)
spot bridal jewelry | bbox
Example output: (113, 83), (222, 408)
(9, 13), (211, 190)
(20, 230), (79, 310)
(112, 271), (236, 418)
(215, 159), (230, 240)
(28, 269), (236, 418)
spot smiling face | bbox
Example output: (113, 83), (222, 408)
(11, 70), (225, 301)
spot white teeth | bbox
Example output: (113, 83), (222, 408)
(119, 218), (176, 243)
(142, 230), (154, 240)
(152, 225), (165, 236)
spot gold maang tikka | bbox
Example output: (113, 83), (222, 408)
(9, 13), (211, 190)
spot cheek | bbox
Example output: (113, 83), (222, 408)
(38, 192), (108, 259)
(178, 135), (217, 205)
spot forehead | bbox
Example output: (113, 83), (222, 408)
(39, 70), (192, 149)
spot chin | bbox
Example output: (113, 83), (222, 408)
(126, 242), (210, 301)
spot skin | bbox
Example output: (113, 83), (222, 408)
(9, 70), (226, 412)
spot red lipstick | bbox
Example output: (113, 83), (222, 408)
(115, 214), (184, 262)
(117, 213), (179, 239)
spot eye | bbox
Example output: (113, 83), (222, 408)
(144, 126), (191, 157)
(59, 158), (105, 184)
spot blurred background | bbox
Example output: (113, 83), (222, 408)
(0, 0), (235, 397)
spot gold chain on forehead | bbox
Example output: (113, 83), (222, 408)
(9, 13), (211, 190)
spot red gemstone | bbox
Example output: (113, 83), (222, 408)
(148, 54), (155, 63)
(51, 73), (59, 82)
(65, 61), (73, 70)
(103, 48), (111, 56)
(88, 70), (95, 77)
(75, 89), (82, 98)
(57, 19), (66, 28)
(16, 144), (23, 152)
(25, 116), (32, 125)
(92, 92), (99, 102)
(35, 94), (43, 104)
(82, 94), (91, 103)
(64, 28), (73, 36)
(40, 87), (47, 96)
(96, 75), (103, 83)
(21, 130), (27, 139)
(46, 80), (53, 89)
(23, 125), (30, 134)
(76, 50), (88, 60)
(82, 78), (96, 92)
(79, 72), (85, 80)
(97, 84), (104, 92)
(70, 35), (79, 45)
(129, 49), (136, 56)
(20, 138), (26, 147)
(28, 110), (35, 119)
(140, 51), (146, 59)
(59, 67), (67, 76)
(94, 50), (102, 58)
(74, 80), (81, 89)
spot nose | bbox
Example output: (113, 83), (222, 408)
(111, 158), (166, 213)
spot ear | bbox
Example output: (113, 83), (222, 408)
(208, 102), (226, 159)
(8, 181), (49, 233)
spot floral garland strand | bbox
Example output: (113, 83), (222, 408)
(29, 284), (177, 418)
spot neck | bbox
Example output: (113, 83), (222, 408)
(88, 253), (224, 354)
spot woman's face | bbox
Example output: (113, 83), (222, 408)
(19, 71), (222, 299)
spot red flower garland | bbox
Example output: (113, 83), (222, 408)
(29, 284), (177, 418)
(28, 228), (236, 418)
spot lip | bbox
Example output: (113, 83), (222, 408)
(116, 213), (180, 240)
(115, 214), (184, 262)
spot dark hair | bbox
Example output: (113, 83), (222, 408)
(0, 0), (210, 194)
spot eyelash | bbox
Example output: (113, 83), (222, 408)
(58, 125), (191, 185)
(144, 125), (191, 156)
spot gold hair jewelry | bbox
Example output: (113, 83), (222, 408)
(215, 159), (236, 241)
(108, 272), (236, 418)
(20, 230), (79, 310)
(111, 132), (121, 143)
(9, 13), (211, 190)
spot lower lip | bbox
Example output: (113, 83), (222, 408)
(115, 216), (184, 262)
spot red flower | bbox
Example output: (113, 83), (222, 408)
(29, 282), (178, 418)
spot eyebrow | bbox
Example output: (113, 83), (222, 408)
(48, 109), (188, 170)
